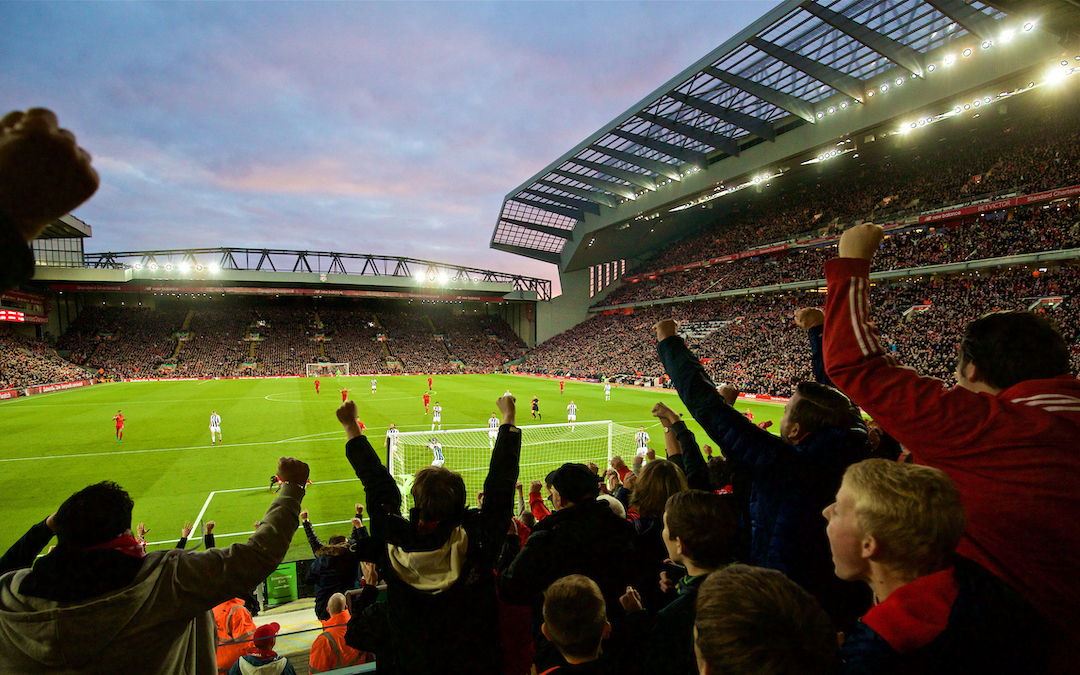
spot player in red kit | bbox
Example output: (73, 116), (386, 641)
(113, 410), (124, 442)
(560, 380), (565, 395)
(339, 388), (350, 402)
(315, 379), (320, 394)
(427, 376), (433, 390)
(422, 392), (431, 414)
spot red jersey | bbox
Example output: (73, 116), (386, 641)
(560, 381), (564, 390)
(427, 378), (433, 388)
(315, 379), (320, 390)
(113, 414), (124, 428)
(423, 394), (431, 405)
(341, 390), (348, 402)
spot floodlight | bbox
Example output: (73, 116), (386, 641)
(973, 100), (981, 107)
(816, 111), (825, 119)
(895, 77), (904, 86)
(149, 262), (158, 270)
(944, 55), (956, 65)
(880, 84), (889, 93)
(165, 263), (173, 271)
(195, 264), (203, 271)
(984, 96), (992, 103)
(209, 263), (219, 273)
(910, 122), (918, 129)
(866, 90), (875, 98)
(827, 106), (836, 114)
(1023, 21), (1034, 31)
(927, 64), (936, 72)
(1046, 67), (1068, 84)
(963, 48), (972, 57)
(1001, 30), (1014, 42)
(840, 101), (848, 109)
(179, 263), (190, 273)
(964, 104), (971, 110)
(982, 40), (992, 49)
(1062, 60), (1070, 66)
(133, 263), (142, 270)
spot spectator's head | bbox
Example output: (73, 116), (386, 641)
(54, 481), (134, 549)
(327, 592), (347, 618)
(541, 575), (611, 664)
(410, 466), (466, 524)
(694, 565), (838, 675)
(519, 511), (536, 529)
(958, 311), (1070, 393)
(549, 463), (600, 510)
(706, 456), (730, 491)
(597, 493), (627, 519)
(630, 459), (688, 519)
(779, 381), (862, 445)
(824, 458), (966, 584)
(253, 622), (280, 652)
(664, 490), (736, 571)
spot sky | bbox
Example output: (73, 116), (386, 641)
(1, 1), (781, 294)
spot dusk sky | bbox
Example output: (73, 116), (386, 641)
(2, 1), (781, 293)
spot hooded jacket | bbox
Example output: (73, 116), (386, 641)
(657, 334), (871, 629)
(824, 256), (1080, 654)
(342, 424), (520, 675)
(0, 484), (304, 675)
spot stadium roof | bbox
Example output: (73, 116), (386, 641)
(490, 0), (1068, 266)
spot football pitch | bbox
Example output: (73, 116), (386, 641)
(1, 374), (785, 562)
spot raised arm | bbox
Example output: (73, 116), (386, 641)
(477, 396), (523, 558)
(795, 307), (832, 387)
(339, 401), (403, 539)
(0, 514), (55, 575)
(823, 223), (993, 457)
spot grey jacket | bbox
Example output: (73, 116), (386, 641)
(0, 484), (304, 675)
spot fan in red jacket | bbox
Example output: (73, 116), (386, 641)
(823, 223), (1080, 660)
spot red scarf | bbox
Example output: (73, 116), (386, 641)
(84, 534), (147, 559)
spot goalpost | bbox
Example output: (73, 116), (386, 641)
(305, 362), (350, 377)
(388, 420), (639, 514)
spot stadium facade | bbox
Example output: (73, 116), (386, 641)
(490, 0), (1080, 342)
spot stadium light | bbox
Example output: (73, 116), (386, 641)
(1045, 66), (1069, 84)
(149, 262), (158, 270)
(962, 48), (972, 57)
(414, 272), (424, 282)
(982, 40), (992, 49)
(133, 263), (142, 270)
(1001, 30), (1014, 42)
(195, 264), (203, 272)
(866, 90), (874, 98)
(927, 63), (936, 72)
(1023, 21), (1034, 31)
(944, 55), (956, 65)
(895, 77), (904, 86)
(816, 111), (825, 119)
(208, 263), (219, 273)
(179, 262), (190, 273)
(165, 263), (173, 271)
(880, 84), (889, 93)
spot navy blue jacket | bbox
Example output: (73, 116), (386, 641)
(626, 573), (707, 675)
(657, 334), (870, 628)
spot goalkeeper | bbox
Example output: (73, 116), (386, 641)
(336, 396), (521, 674)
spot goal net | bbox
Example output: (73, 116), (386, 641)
(305, 362), (349, 377)
(388, 420), (639, 515)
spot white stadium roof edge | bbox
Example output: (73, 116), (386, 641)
(490, 0), (1080, 274)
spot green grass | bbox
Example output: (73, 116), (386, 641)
(1, 374), (786, 561)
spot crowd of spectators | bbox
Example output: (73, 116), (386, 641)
(621, 97), (1079, 288)
(56, 306), (187, 379)
(0, 327), (89, 389)
(439, 314), (528, 373)
(533, 265), (1080, 395)
(600, 199), (1080, 306)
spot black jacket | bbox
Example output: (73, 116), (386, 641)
(343, 424), (520, 675)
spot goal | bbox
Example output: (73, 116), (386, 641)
(305, 362), (349, 377)
(388, 420), (639, 514)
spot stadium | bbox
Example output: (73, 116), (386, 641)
(2, 0), (1080, 672)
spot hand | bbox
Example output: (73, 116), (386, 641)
(0, 108), (99, 242)
(703, 444), (713, 458)
(360, 561), (379, 587)
(496, 395), (516, 425)
(254, 520), (263, 530)
(838, 222), (884, 260)
(529, 480), (543, 494)
(794, 307), (825, 330)
(651, 401), (681, 426)
(654, 319), (678, 343)
(204, 520), (215, 535)
(586, 461), (599, 475)
(181, 522), (193, 538)
(351, 517), (363, 529)
(515, 482), (523, 493)
(605, 470), (620, 493)
(300, 509), (309, 522)
(355, 503), (364, 518)
(619, 586), (644, 612)
(136, 522), (148, 540)
(659, 570), (677, 594)
(622, 472), (638, 491)
(477, 492), (485, 507)
(336, 401), (363, 438)
(277, 456), (311, 486)
(646, 448), (656, 461)
(609, 456), (626, 472)
(718, 384), (739, 407)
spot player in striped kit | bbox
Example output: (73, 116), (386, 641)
(431, 402), (443, 431)
(634, 426), (650, 459)
(488, 413), (500, 448)
(209, 411), (222, 446)
(386, 422), (400, 455)
(566, 400), (577, 431)
(428, 437), (444, 467)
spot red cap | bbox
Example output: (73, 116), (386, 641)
(253, 622), (280, 649)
